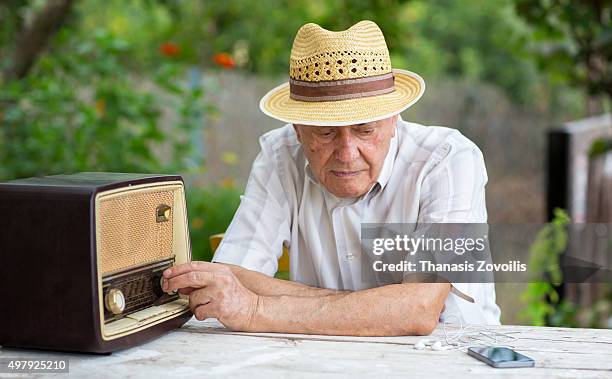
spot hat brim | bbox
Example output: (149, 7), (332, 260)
(259, 69), (425, 126)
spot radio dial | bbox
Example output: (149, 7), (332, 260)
(105, 288), (126, 315)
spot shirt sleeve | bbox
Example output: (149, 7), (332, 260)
(211, 146), (292, 277)
(417, 140), (488, 224)
(406, 138), (490, 306)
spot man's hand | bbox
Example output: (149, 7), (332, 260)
(163, 261), (449, 336)
(162, 261), (259, 331)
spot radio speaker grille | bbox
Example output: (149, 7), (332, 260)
(98, 190), (175, 275)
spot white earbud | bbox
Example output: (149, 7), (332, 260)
(414, 339), (452, 351)
(414, 340), (427, 350)
(431, 341), (444, 351)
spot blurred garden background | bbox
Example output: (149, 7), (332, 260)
(1, 0), (610, 327)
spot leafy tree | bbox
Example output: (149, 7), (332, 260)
(0, 1), (210, 180)
(145, 0), (545, 104)
(514, 0), (611, 113)
(1, 0), (76, 81)
(396, 0), (545, 104)
(0, 28), (206, 180)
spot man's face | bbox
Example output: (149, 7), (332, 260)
(294, 115), (397, 198)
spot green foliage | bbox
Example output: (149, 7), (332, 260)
(0, 1), (28, 73)
(187, 185), (243, 262)
(160, 0), (413, 75)
(73, 0), (549, 105)
(589, 137), (612, 158)
(519, 208), (571, 326)
(514, 0), (612, 99)
(399, 0), (541, 104)
(0, 28), (208, 180)
(517, 209), (610, 328)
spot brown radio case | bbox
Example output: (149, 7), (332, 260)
(0, 173), (193, 354)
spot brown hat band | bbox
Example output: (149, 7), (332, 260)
(289, 72), (395, 102)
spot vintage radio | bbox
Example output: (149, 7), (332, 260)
(0, 173), (193, 353)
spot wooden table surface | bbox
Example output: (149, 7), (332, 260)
(1, 317), (611, 378)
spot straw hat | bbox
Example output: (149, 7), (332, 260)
(259, 20), (425, 126)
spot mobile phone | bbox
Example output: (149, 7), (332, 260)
(468, 347), (535, 368)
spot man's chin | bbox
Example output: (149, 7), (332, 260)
(326, 184), (369, 198)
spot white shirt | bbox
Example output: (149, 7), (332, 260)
(213, 116), (501, 325)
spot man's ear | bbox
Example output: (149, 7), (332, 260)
(293, 124), (302, 143)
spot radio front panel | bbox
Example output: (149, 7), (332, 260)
(95, 181), (192, 340)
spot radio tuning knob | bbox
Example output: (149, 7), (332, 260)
(105, 288), (126, 315)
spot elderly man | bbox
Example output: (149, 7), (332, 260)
(162, 20), (501, 335)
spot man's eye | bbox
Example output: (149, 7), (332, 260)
(359, 129), (375, 135)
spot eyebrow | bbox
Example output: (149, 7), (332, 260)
(302, 123), (373, 129)
(354, 123), (375, 128)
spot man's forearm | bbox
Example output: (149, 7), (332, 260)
(249, 282), (450, 336)
(221, 263), (348, 297)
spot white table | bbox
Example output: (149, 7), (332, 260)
(1, 318), (611, 378)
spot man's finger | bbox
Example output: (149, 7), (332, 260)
(163, 261), (221, 279)
(163, 270), (215, 292)
(190, 288), (214, 321)
(189, 288), (213, 310)
(193, 303), (214, 321)
(178, 287), (197, 296)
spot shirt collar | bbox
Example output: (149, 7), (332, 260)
(372, 128), (397, 194)
(303, 119), (399, 201)
(304, 156), (317, 183)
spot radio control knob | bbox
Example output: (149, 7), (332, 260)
(105, 288), (125, 315)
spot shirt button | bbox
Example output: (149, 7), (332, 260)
(345, 252), (355, 261)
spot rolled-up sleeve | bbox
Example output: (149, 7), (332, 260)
(212, 146), (291, 277)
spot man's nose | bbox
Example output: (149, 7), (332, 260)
(334, 132), (360, 162)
